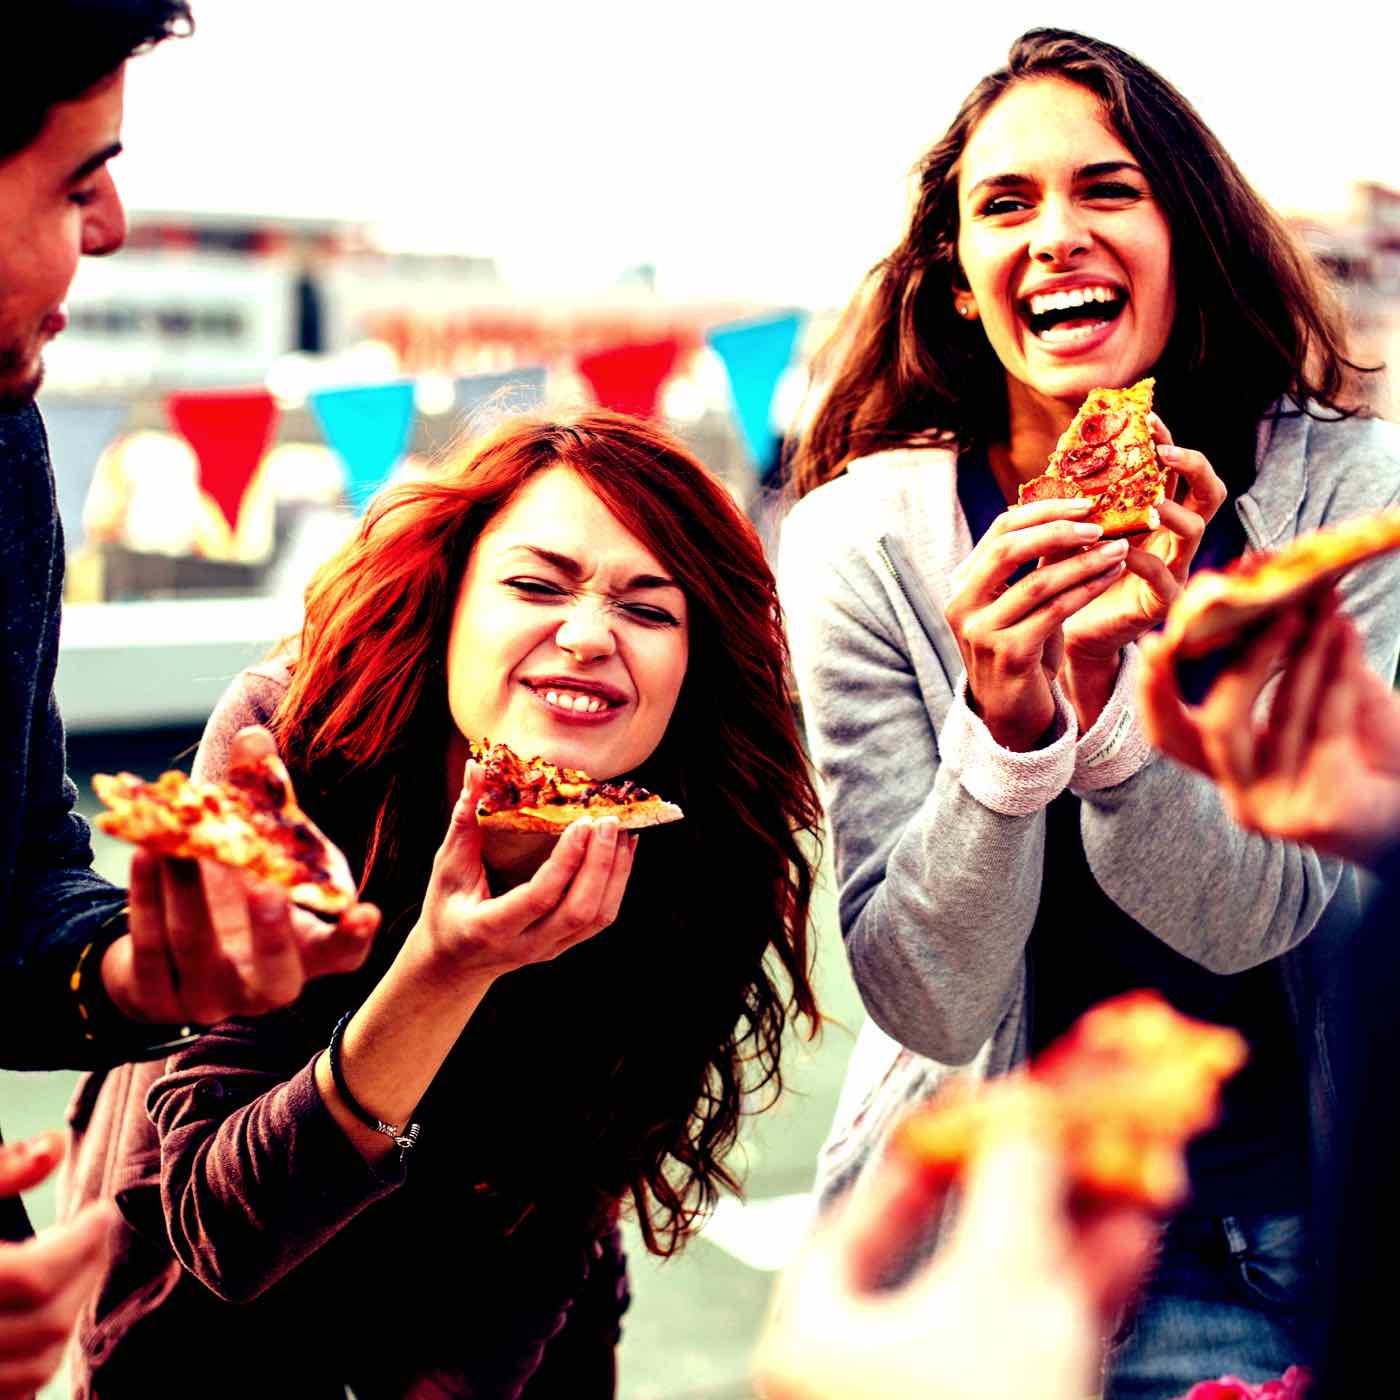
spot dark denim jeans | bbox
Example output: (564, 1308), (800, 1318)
(1105, 1211), (1310, 1400)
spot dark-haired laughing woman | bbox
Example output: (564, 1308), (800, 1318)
(778, 27), (1400, 1400)
(68, 411), (821, 1399)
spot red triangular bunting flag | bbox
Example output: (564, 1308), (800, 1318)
(166, 388), (280, 533)
(576, 338), (681, 420)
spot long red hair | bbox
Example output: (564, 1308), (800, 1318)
(272, 410), (821, 1254)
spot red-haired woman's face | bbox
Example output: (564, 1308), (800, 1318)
(955, 76), (1175, 418)
(445, 466), (690, 779)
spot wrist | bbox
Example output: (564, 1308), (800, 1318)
(87, 927), (199, 1059)
(1061, 650), (1122, 733)
(400, 923), (500, 1001)
(970, 689), (1057, 754)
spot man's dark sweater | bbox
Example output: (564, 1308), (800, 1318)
(0, 403), (127, 1239)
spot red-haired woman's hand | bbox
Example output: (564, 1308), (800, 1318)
(1060, 417), (1227, 729)
(945, 498), (1128, 751)
(409, 762), (637, 983)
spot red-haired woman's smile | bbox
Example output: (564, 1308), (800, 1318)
(521, 675), (629, 725)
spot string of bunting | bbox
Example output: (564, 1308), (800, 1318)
(124, 316), (806, 539)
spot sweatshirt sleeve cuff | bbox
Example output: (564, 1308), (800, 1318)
(1070, 644), (1159, 794)
(940, 674), (1077, 816)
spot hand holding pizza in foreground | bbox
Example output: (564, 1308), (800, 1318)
(1140, 594), (1400, 868)
(753, 1090), (1157, 1400)
(894, 991), (1247, 1212)
(93, 726), (380, 1027)
(754, 993), (1239, 1400)
(0, 1131), (117, 1400)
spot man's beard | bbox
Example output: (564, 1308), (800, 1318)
(0, 341), (44, 410)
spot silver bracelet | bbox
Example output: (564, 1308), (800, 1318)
(328, 1010), (421, 1154)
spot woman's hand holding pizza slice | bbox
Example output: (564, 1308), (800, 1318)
(409, 760), (637, 983)
(1059, 414), (1228, 728)
(945, 497), (1130, 752)
(316, 759), (638, 1165)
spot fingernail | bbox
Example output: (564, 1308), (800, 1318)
(1157, 444), (1180, 461)
(1100, 539), (1129, 555)
(1073, 523), (1104, 540)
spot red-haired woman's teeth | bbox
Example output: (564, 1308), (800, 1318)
(543, 689), (608, 714)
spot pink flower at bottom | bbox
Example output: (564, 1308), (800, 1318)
(1176, 1366), (1311, 1400)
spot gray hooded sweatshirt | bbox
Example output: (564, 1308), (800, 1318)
(778, 404), (1400, 1205)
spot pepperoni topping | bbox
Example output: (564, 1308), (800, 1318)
(1058, 443), (1116, 481)
(1020, 475), (1082, 502)
(1073, 468), (1122, 494)
(1080, 411), (1128, 445)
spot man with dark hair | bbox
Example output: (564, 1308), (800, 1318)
(0, 6), (378, 1389)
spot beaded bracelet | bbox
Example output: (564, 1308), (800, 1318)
(70, 908), (198, 1059)
(327, 1010), (421, 1154)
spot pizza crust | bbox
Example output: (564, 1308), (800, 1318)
(477, 799), (685, 833)
(1162, 507), (1400, 659)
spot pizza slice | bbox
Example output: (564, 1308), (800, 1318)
(470, 739), (684, 833)
(893, 991), (1247, 1212)
(94, 753), (357, 915)
(1161, 507), (1400, 660)
(1018, 377), (1166, 539)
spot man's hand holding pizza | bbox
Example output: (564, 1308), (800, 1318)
(0, 1132), (117, 1400)
(1139, 592), (1400, 869)
(1060, 414), (1227, 731)
(97, 726), (381, 1029)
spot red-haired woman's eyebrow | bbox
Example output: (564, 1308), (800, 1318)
(519, 546), (678, 592)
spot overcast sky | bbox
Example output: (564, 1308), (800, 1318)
(114, 0), (1398, 304)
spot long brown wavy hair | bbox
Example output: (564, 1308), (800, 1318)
(794, 27), (1368, 498)
(270, 409), (820, 1255)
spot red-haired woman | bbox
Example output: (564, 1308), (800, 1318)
(70, 411), (820, 1399)
(778, 26), (1400, 1400)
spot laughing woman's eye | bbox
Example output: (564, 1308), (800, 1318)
(1085, 181), (1142, 201)
(980, 195), (1031, 216)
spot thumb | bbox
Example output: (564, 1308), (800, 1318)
(229, 724), (277, 765)
(435, 761), (487, 880)
(0, 1130), (65, 1197)
(946, 1087), (1070, 1284)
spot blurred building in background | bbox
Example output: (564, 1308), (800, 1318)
(1291, 181), (1400, 418)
